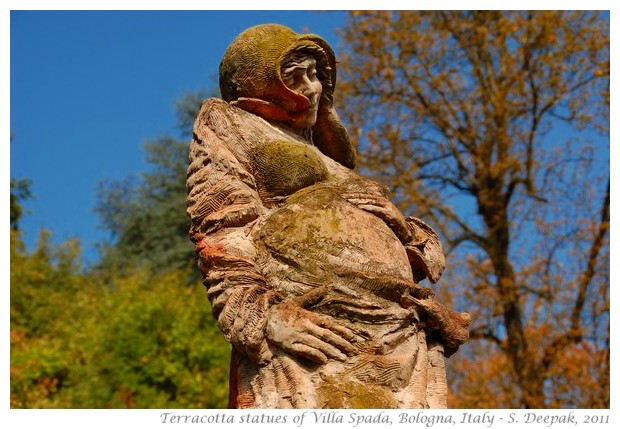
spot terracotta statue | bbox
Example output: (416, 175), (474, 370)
(186, 23), (470, 409)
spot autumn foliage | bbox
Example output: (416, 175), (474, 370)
(10, 216), (230, 409)
(337, 10), (609, 408)
(10, 11), (609, 409)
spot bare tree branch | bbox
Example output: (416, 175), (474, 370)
(540, 179), (609, 372)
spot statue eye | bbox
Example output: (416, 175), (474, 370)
(283, 69), (306, 89)
(283, 76), (295, 87)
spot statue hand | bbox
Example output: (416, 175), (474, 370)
(403, 296), (470, 356)
(318, 87), (334, 111)
(265, 295), (358, 365)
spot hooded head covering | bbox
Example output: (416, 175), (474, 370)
(219, 24), (356, 168)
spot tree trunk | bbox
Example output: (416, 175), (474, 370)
(483, 199), (545, 408)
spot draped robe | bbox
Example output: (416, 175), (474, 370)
(187, 98), (467, 408)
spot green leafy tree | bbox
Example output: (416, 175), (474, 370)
(12, 87), (232, 408)
(337, 10), (609, 408)
(11, 227), (230, 408)
(95, 91), (210, 276)
(10, 178), (32, 230)
(56, 268), (230, 408)
(10, 228), (84, 407)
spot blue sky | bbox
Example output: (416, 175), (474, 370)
(10, 10), (349, 264)
(3, 3), (616, 422)
(8, 7), (614, 270)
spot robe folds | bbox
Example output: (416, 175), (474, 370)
(187, 98), (467, 409)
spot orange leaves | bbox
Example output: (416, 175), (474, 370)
(382, 67), (395, 81)
(117, 386), (137, 408)
(544, 342), (609, 408)
(447, 343), (518, 408)
(10, 334), (68, 408)
(338, 10), (609, 408)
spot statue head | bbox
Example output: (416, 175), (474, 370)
(280, 53), (323, 129)
(219, 23), (336, 130)
(219, 23), (356, 168)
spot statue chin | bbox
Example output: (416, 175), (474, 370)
(291, 110), (318, 129)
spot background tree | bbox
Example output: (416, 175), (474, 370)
(337, 10), (609, 408)
(95, 90), (210, 277)
(10, 178), (32, 230)
(11, 228), (229, 408)
(11, 89), (231, 408)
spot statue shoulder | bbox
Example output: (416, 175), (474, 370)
(198, 97), (231, 113)
(194, 97), (279, 140)
(193, 97), (302, 173)
(194, 97), (237, 130)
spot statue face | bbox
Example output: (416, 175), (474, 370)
(281, 55), (322, 128)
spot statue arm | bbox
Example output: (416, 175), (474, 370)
(341, 190), (447, 286)
(187, 117), (280, 364)
(312, 105), (357, 169)
(404, 217), (446, 284)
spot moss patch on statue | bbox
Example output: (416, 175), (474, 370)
(250, 140), (329, 196)
(317, 375), (396, 409)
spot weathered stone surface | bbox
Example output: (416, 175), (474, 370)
(186, 23), (469, 409)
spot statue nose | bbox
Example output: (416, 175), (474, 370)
(302, 78), (321, 100)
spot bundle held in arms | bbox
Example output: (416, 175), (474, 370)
(186, 23), (470, 409)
